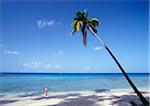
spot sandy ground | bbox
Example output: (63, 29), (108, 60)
(1, 89), (150, 106)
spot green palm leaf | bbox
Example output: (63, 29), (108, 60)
(71, 20), (82, 34)
(88, 18), (100, 27)
(88, 22), (98, 34)
(71, 10), (99, 45)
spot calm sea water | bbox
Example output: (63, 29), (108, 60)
(0, 73), (149, 94)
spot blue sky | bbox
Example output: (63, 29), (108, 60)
(0, 0), (149, 73)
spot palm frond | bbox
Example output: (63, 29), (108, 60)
(71, 10), (99, 46)
(88, 18), (100, 27)
(71, 19), (78, 26)
(76, 10), (88, 20)
(88, 22), (98, 34)
(82, 10), (88, 18)
(76, 12), (85, 20)
(71, 20), (82, 34)
(76, 21), (82, 31)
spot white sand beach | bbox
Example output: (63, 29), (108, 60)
(1, 89), (149, 106)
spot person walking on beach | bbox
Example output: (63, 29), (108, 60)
(44, 88), (48, 97)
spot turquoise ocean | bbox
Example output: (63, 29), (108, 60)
(0, 73), (149, 95)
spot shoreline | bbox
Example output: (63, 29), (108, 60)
(1, 87), (149, 95)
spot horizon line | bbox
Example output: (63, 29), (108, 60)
(0, 72), (149, 74)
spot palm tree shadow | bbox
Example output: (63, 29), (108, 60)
(31, 91), (149, 106)
(55, 94), (120, 106)
(111, 95), (150, 106)
(55, 95), (100, 106)
(0, 100), (19, 105)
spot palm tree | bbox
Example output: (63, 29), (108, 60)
(71, 10), (149, 105)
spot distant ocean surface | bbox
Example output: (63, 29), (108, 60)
(0, 73), (149, 94)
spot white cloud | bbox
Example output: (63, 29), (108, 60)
(23, 61), (42, 69)
(82, 66), (91, 71)
(45, 64), (52, 68)
(37, 19), (57, 28)
(93, 46), (103, 51)
(4, 49), (20, 55)
(54, 64), (61, 69)
(58, 50), (63, 56)
(23, 61), (62, 70)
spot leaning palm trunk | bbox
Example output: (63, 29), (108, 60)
(89, 27), (149, 106)
(72, 10), (149, 105)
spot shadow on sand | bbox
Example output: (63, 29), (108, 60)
(0, 100), (19, 105)
(111, 95), (149, 106)
(1, 90), (149, 106)
(55, 95), (99, 106)
(54, 94), (149, 106)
